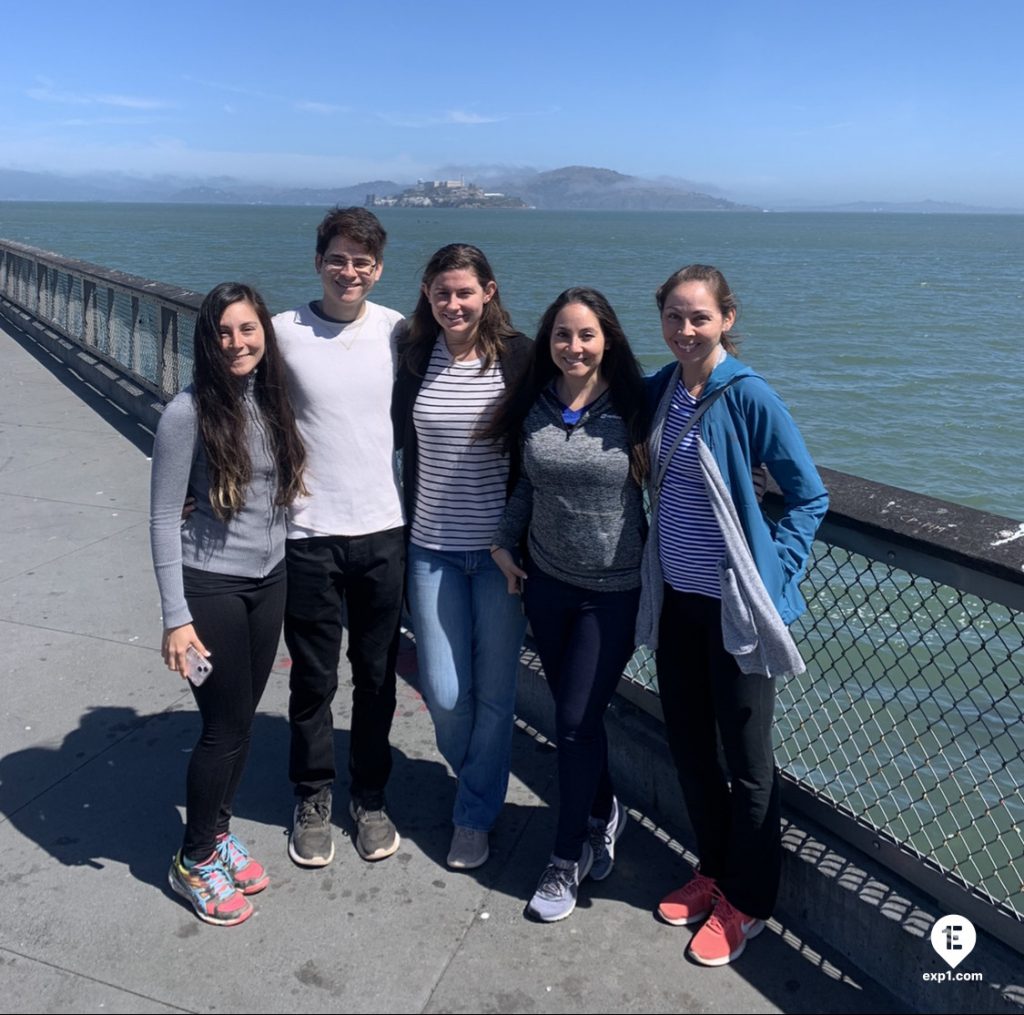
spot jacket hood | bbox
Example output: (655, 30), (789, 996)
(702, 353), (760, 397)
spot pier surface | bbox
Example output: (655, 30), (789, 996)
(0, 318), (901, 1013)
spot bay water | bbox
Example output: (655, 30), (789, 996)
(2, 202), (1020, 519)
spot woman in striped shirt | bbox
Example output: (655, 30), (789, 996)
(392, 244), (531, 871)
(637, 264), (828, 966)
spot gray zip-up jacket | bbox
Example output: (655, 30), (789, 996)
(149, 382), (285, 629)
(492, 387), (646, 592)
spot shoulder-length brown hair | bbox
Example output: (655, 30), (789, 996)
(400, 244), (517, 374)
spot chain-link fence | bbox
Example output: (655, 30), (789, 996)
(623, 483), (1024, 953)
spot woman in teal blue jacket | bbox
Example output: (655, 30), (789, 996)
(637, 264), (827, 967)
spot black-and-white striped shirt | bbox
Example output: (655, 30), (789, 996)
(410, 339), (509, 551)
(657, 380), (726, 598)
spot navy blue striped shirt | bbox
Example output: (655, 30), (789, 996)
(657, 380), (725, 598)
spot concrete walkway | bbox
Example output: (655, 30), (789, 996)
(0, 320), (901, 1014)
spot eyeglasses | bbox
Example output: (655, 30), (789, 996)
(321, 255), (377, 274)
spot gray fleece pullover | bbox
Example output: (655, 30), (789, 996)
(493, 388), (645, 592)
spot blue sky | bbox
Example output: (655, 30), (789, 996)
(3, 0), (1023, 206)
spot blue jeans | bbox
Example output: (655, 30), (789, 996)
(406, 544), (527, 831)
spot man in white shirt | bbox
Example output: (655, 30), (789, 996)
(272, 207), (404, 867)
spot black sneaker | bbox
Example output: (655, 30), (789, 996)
(289, 787), (335, 867)
(349, 793), (400, 861)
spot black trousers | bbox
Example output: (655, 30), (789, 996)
(284, 528), (404, 800)
(656, 586), (781, 919)
(182, 564), (286, 861)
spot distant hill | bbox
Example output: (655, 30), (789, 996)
(0, 169), (405, 206)
(492, 166), (754, 211)
(0, 168), (173, 203)
(0, 166), (751, 211)
(164, 180), (406, 205)
(3, 166), (1017, 213)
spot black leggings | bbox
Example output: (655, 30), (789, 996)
(181, 564), (286, 862)
(656, 586), (781, 920)
(524, 567), (641, 863)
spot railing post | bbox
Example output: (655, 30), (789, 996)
(130, 295), (141, 376)
(104, 286), (115, 359)
(82, 280), (96, 347)
(161, 306), (177, 399)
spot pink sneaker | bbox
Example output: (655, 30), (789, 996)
(688, 896), (765, 966)
(215, 833), (270, 895)
(657, 873), (717, 926)
(168, 851), (254, 926)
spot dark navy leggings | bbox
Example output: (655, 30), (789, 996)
(524, 567), (641, 863)
(181, 564), (286, 862)
(656, 586), (781, 919)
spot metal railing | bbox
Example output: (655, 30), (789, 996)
(2, 237), (1022, 954)
(0, 239), (201, 400)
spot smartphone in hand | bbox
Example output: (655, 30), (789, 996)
(185, 646), (213, 686)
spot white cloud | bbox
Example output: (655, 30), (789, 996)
(26, 78), (172, 110)
(180, 75), (276, 100)
(93, 93), (170, 110)
(377, 108), (506, 128)
(445, 110), (503, 124)
(295, 101), (347, 115)
(55, 116), (164, 127)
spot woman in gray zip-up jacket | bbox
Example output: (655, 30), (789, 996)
(488, 288), (649, 923)
(149, 282), (306, 927)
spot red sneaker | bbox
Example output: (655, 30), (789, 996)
(688, 896), (765, 966)
(657, 873), (717, 926)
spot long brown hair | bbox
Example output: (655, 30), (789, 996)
(192, 282), (307, 520)
(400, 244), (517, 374)
(484, 287), (649, 485)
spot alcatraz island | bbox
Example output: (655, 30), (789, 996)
(366, 179), (528, 209)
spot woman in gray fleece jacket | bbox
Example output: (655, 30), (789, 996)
(150, 283), (306, 927)
(488, 288), (649, 923)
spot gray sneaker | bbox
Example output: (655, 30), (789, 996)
(349, 793), (400, 861)
(447, 826), (489, 870)
(587, 797), (627, 881)
(526, 842), (594, 922)
(289, 787), (335, 867)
